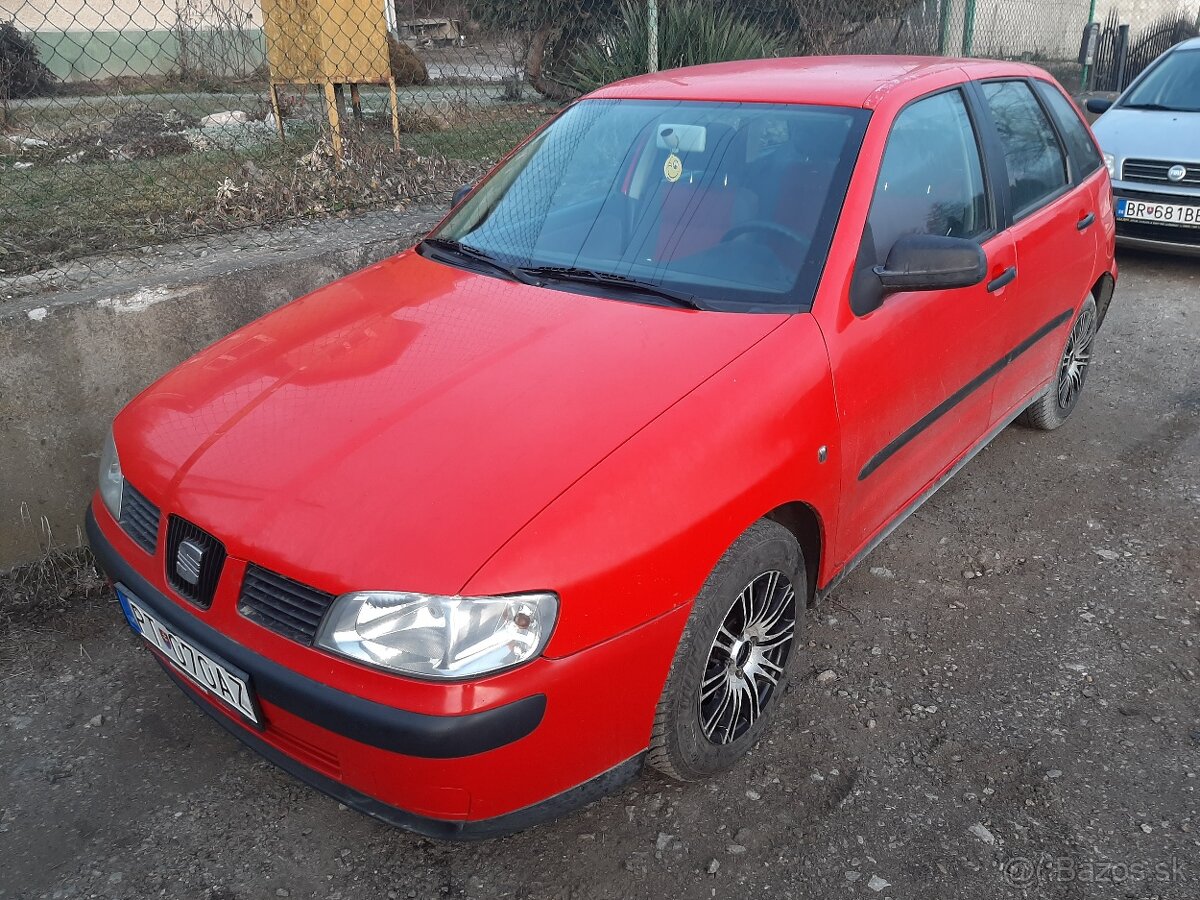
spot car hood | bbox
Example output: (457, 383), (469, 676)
(1092, 107), (1200, 165)
(117, 251), (786, 594)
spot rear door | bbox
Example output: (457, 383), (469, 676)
(1033, 77), (1112, 305)
(972, 78), (1099, 421)
(825, 86), (1016, 562)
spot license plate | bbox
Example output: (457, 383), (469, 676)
(116, 585), (261, 726)
(1116, 198), (1200, 227)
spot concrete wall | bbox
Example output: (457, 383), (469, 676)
(27, 28), (266, 81)
(937, 0), (1195, 60)
(3, 0), (267, 80)
(2, 0), (263, 32)
(0, 209), (439, 569)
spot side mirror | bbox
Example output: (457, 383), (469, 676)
(1084, 97), (1113, 114)
(451, 183), (473, 208)
(873, 234), (986, 293)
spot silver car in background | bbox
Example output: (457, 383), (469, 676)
(1087, 36), (1200, 256)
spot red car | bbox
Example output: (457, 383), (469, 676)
(88, 56), (1117, 838)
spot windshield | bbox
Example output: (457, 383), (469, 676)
(1121, 48), (1200, 112)
(431, 99), (870, 312)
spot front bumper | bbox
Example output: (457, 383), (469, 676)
(1113, 187), (1200, 256)
(162, 659), (643, 839)
(86, 504), (672, 838)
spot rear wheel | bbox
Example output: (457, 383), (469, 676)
(1020, 295), (1097, 431)
(648, 519), (804, 781)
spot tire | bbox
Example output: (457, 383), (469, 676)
(1019, 295), (1098, 431)
(648, 519), (805, 782)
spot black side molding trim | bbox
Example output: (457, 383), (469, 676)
(859, 308), (1073, 481)
(164, 660), (643, 841)
(87, 506), (545, 759)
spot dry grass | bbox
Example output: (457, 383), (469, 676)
(0, 517), (105, 629)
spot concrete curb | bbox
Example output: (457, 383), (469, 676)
(0, 207), (441, 568)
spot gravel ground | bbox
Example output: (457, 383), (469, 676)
(1, 250), (1197, 900)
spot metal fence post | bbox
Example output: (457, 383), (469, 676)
(1114, 22), (1130, 91)
(647, 0), (659, 73)
(937, 0), (953, 55)
(1081, 0), (1097, 90)
(961, 0), (977, 56)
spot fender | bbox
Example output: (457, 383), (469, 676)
(463, 314), (842, 658)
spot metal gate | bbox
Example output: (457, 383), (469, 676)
(1091, 7), (1199, 92)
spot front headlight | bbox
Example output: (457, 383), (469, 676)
(1103, 152), (1116, 179)
(314, 591), (558, 679)
(98, 428), (123, 520)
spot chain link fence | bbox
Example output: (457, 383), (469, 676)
(2, 0), (1196, 294)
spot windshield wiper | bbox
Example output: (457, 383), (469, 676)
(420, 238), (539, 285)
(1121, 102), (1195, 112)
(520, 265), (708, 310)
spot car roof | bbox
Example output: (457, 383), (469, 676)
(1171, 36), (1200, 51)
(590, 55), (1044, 108)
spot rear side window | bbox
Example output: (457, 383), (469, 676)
(865, 89), (989, 264)
(1033, 80), (1103, 180)
(980, 80), (1069, 217)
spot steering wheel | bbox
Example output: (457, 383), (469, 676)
(719, 220), (809, 252)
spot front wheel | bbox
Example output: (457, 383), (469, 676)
(648, 519), (804, 782)
(1020, 295), (1098, 431)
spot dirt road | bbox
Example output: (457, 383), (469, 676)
(2, 251), (1197, 900)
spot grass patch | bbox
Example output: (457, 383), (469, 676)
(403, 109), (548, 160)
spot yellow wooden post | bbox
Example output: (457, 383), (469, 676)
(389, 75), (401, 151)
(324, 82), (344, 162)
(268, 84), (286, 142)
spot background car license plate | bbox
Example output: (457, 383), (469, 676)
(116, 586), (261, 725)
(1116, 198), (1200, 227)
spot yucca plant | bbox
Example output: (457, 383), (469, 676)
(566, 1), (786, 94)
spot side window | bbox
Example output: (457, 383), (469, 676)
(866, 89), (989, 265)
(981, 80), (1069, 216)
(1033, 80), (1103, 180)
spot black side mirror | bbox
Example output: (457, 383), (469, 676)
(874, 234), (986, 293)
(1084, 97), (1113, 114)
(451, 183), (473, 208)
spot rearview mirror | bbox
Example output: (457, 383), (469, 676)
(451, 183), (473, 208)
(874, 234), (986, 293)
(1084, 97), (1113, 114)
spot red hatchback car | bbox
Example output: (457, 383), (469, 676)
(88, 56), (1117, 837)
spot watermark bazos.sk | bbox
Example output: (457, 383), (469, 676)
(1002, 854), (1186, 887)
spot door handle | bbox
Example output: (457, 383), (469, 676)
(1076, 212), (1096, 231)
(986, 265), (1017, 293)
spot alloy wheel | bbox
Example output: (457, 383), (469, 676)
(699, 570), (797, 745)
(1057, 304), (1097, 411)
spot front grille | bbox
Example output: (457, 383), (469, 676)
(118, 481), (160, 554)
(238, 565), (335, 645)
(1122, 159), (1200, 186)
(165, 517), (227, 609)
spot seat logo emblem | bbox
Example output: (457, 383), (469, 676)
(176, 539), (204, 586)
(1168, 165), (1186, 182)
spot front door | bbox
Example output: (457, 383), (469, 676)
(822, 86), (1016, 566)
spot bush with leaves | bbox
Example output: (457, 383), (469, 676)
(566, 1), (785, 94)
(472, 0), (920, 99)
(388, 36), (430, 86)
(1, 21), (54, 102)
